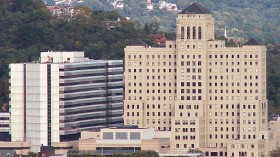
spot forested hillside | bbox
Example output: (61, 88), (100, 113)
(267, 45), (280, 115)
(1, 0), (280, 116)
(78, 0), (280, 43)
(0, 0), (152, 110)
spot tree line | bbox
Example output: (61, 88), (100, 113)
(0, 0), (153, 110)
(1, 0), (280, 116)
(76, 0), (280, 43)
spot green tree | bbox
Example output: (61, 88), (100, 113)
(131, 152), (141, 157)
(79, 154), (91, 157)
(112, 154), (130, 157)
(24, 152), (37, 157)
(143, 22), (159, 34)
(141, 151), (159, 157)
(0, 0), (153, 109)
(144, 23), (151, 33)
(270, 147), (280, 157)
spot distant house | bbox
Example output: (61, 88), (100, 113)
(61, 6), (74, 16)
(47, 5), (90, 19)
(158, 1), (180, 12)
(151, 34), (167, 47)
(112, 0), (125, 9)
(47, 6), (63, 17)
(105, 18), (121, 30)
(165, 3), (178, 11)
(54, 0), (73, 6)
(146, 4), (153, 11)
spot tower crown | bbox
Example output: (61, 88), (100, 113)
(179, 3), (212, 14)
(176, 3), (214, 41)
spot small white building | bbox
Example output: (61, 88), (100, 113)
(146, 4), (153, 11)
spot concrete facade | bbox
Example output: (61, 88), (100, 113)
(124, 3), (268, 157)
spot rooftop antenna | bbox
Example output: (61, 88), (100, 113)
(224, 26), (227, 39)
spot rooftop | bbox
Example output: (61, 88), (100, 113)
(128, 39), (148, 46)
(179, 3), (211, 14)
(244, 38), (261, 45)
(108, 125), (141, 129)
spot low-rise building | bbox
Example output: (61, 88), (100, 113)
(0, 141), (30, 155)
(52, 126), (203, 157)
(268, 116), (280, 153)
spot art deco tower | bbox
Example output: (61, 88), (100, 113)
(124, 3), (268, 157)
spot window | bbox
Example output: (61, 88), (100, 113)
(198, 26), (202, 39)
(192, 82), (196, 86)
(187, 26), (190, 39)
(181, 26), (184, 39)
(193, 26), (196, 39)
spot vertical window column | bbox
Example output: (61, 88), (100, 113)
(187, 26), (190, 39)
(193, 26), (196, 39)
(47, 64), (51, 146)
(181, 26), (185, 39)
(198, 26), (202, 40)
(23, 64), (26, 141)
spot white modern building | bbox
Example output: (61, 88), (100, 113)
(0, 111), (10, 142)
(9, 51), (123, 152)
(0, 112), (10, 134)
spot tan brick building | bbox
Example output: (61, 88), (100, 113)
(124, 3), (268, 157)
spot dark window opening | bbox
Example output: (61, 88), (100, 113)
(181, 26), (184, 39)
(198, 26), (202, 40)
(187, 27), (190, 39)
(193, 26), (196, 39)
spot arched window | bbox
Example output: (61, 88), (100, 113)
(187, 26), (190, 39)
(181, 26), (184, 39)
(198, 26), (202, 40)
(193, 26), (196, 39)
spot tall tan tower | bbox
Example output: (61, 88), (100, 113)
(124, 3), (268, 157)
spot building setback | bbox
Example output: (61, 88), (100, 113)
(124, 3), (268, 157)
(10, 51), (123, 152)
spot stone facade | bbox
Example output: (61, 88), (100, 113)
(124, 3), (268, 157)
